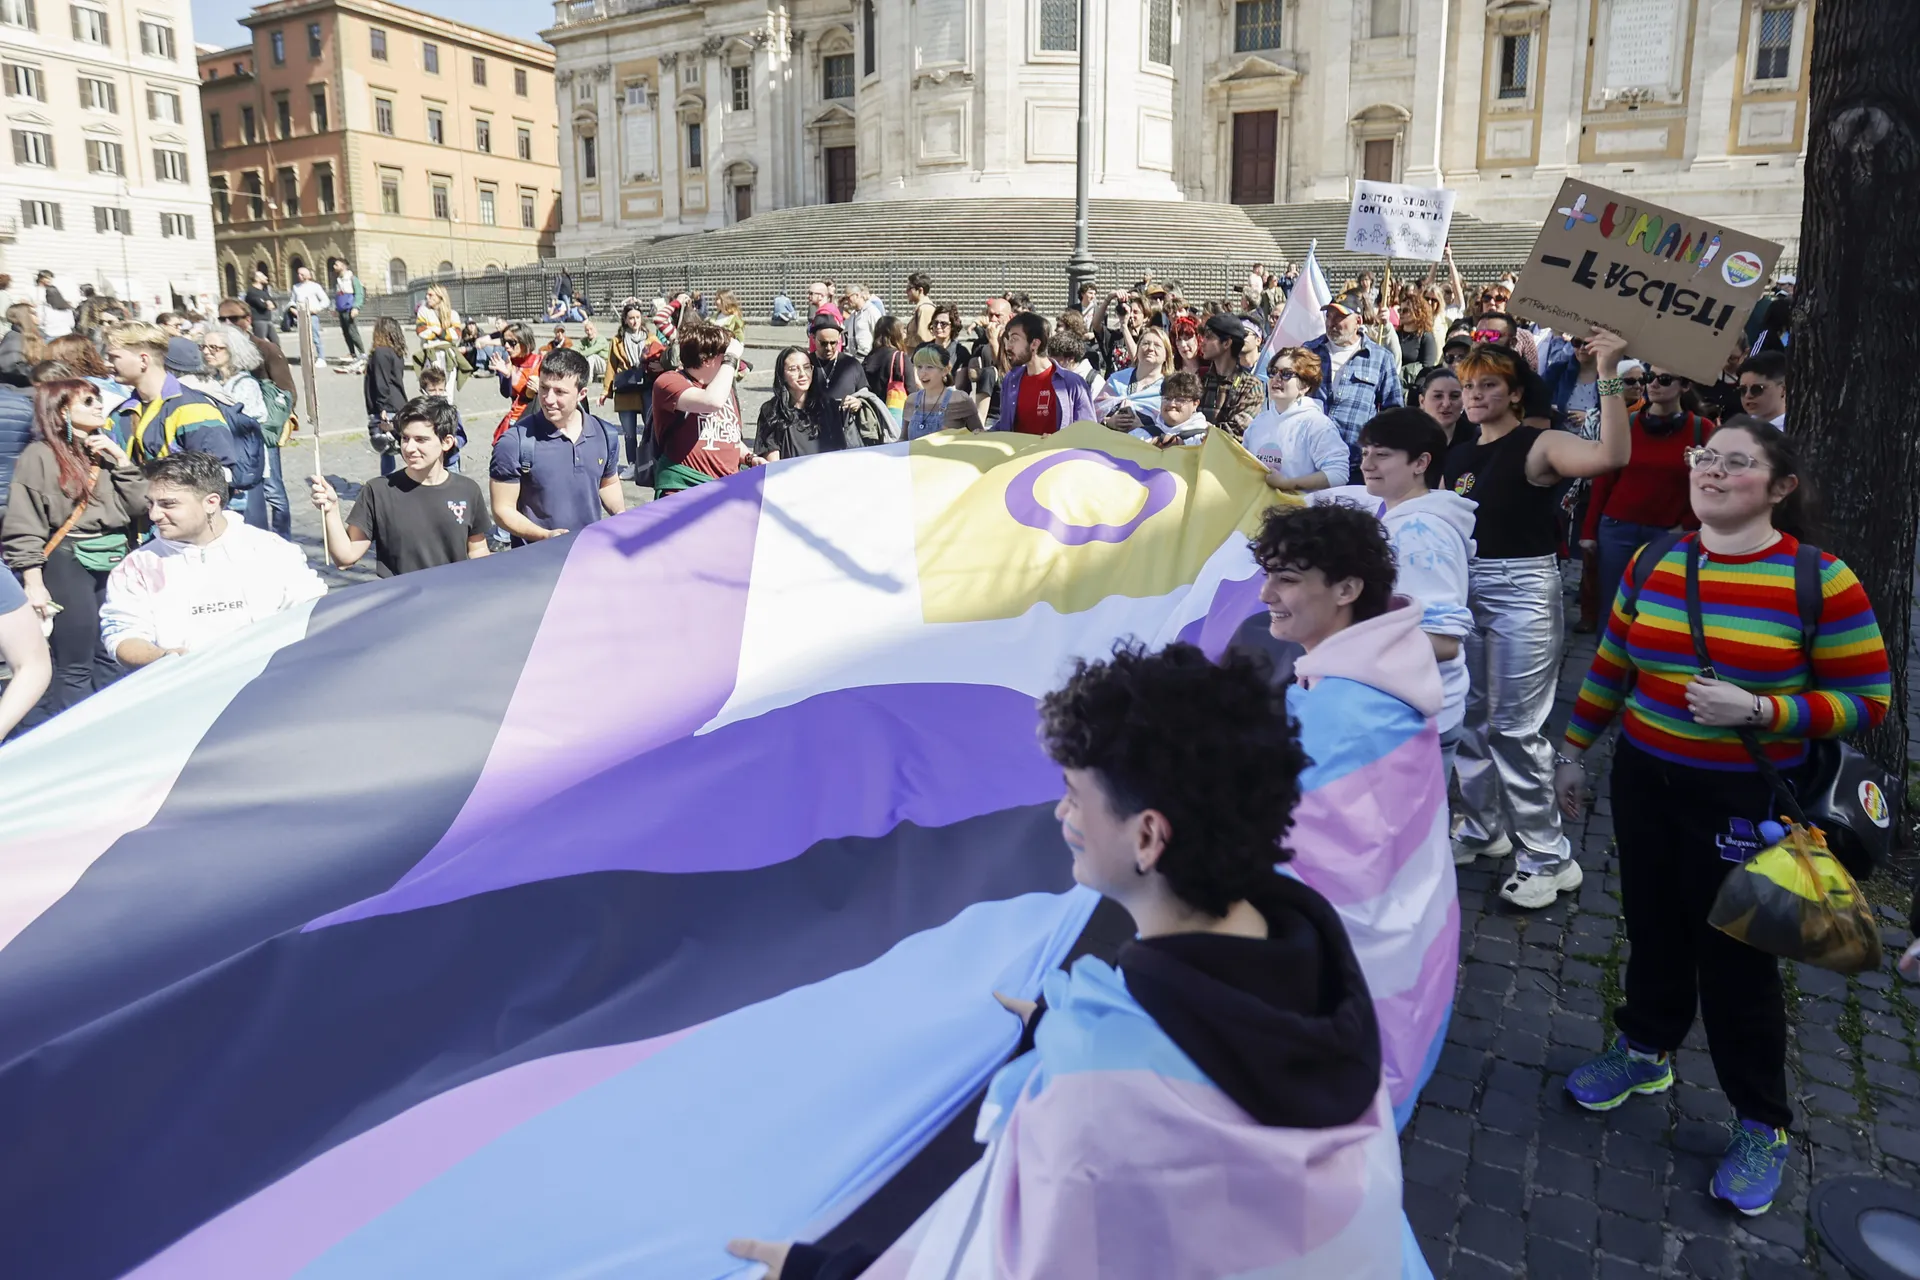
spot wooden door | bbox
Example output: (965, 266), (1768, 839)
(1230, 110), (1278, 205)
(825, 147), (857, 204)
(1363, 138), (1395, 182)
(734, 183), (752, 222)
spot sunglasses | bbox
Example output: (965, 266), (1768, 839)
(1621, 376), (1646, 387)
(1471, 329), (1504, 343)
(1649, 373), (1687, 387)
(1738, 383), (1773, 398)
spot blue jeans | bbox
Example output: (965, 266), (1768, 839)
(260, 445), (292, 538)
(308, 315), (326, 361)
(1595, 517), (1672, 622)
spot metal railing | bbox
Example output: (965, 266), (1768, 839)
(369, 255), (1315, 326)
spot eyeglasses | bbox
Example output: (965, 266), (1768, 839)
(1738, 382), (1774, 399)
(1270, 370), (1301, 384)
(1162, 398), (1199, 410)
(933, 318), (952, 328)
(1649, 373), (1687, 387)
(1684, 446), (1766, 474)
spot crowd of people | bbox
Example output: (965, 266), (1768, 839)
(0, 252), (1899, 1241)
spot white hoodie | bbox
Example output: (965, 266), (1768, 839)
(1311, 484), (1477, 733)
(101, 517), (326, 658)
(1241, 399), (1350, 485)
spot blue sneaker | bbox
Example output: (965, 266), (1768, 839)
(1711, 1118), (1790, 1215)
(1565, 1037), (1675, 1111)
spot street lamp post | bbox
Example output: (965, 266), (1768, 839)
(1065, 0), (1096, 305)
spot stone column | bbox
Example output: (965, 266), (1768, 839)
(703, 37), (727, 229)
(749, 31), (774, 217)
(1689, 0), (1742, 167)
(1534, 0), (1583, 174)
(660, 53), (684, 231)
(979, 0), (1012, 180)
(1441, 0), (1489, 176)
(1310, 0), (1355, 199)
(1403, 0), (1450, 183)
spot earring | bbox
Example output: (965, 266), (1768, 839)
(1134, 862), (1149, 876)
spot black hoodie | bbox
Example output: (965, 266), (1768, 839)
(784, 872), (1382, 1279)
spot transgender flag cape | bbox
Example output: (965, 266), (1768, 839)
(868, 958), (1426, 1280)
(0, 423), (1428, 1278)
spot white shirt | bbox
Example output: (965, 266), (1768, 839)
(1241, 400), (1350, 484)
(39, 284), (74, 339)
(1326, 340), (1362, 380)
(101, 518), (326, 657)
(290, 280), (329, 314)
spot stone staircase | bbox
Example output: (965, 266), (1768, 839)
(371, 196), (1541, 322)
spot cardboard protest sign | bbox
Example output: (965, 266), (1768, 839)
(1511, 178), (1784, 385)
(1345, 181), (1457, 262)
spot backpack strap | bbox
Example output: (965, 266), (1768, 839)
(517, 425), (535, 479)
(1792, 540), (1824, 653)
(1621, 529), (1687, 620)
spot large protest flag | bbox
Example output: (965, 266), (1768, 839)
(1264, 241), (1334, 359)
(0, 424), (1441, 1278)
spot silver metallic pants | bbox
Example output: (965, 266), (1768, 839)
(1455, 555), (1572, 871)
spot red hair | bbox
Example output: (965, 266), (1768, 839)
(31, 379), (101, 502)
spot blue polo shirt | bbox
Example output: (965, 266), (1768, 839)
(489, 410), (619, 538)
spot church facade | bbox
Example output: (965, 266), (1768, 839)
(543, 0), (1813, 256)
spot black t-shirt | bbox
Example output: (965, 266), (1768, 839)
(346, 471), (490, 577)
(1442, 425), (1560, 559)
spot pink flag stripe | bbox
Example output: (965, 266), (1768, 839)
(1286, 729), (1449, 905)
(124, 1027), (700, 1280)
(1371, 905), (1461, 1107)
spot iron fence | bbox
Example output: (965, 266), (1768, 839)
(367, 255), (1286, 326)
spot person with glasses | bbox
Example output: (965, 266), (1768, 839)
(1242, 347), (1348, 493)
(1555, 417), (1889, 1217)
(1579, 364), (1707, 619)
(1, 379), (142, 726)
(1442, 332), (1631, 910)
(486, 323), (542, 446)
(1736, 350), (1787, 428)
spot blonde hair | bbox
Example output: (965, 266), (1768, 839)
(425, 284), (455, 333)
(1134, 327), (1173, 367)
(106, 320), (169, 356)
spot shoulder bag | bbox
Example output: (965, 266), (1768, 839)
(1680, 538), (1899, 878)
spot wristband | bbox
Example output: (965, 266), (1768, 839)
(1595, 376), (1625, 399)
(1553, 750), (1581, 769)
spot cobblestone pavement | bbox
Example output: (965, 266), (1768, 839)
(1403, 612), (1920, 1279)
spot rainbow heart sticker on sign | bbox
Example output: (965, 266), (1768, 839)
(1721, 251), (1765, 289)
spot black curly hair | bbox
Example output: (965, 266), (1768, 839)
(1250, 503), (1396, 624)
(1037, 641), (1308, 916)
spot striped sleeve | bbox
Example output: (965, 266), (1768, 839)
(1564, 548), (1644, 750)
(1761, 553), (1891, 739)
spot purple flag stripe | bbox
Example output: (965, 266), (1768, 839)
(1177, 569), (1266, 659)
(311, 682), (1065, 928)
(311, 473), (767, 931)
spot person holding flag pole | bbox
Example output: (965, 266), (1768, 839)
(1260, 241), (1333, 371)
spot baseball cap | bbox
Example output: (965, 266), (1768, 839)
(1323, 301), (1355, 321)
(1203, 313), (1248, 343)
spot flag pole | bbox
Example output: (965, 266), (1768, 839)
(298, 304), (330, 569)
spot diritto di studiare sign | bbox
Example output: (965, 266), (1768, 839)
(1510, 178), (1785, 385)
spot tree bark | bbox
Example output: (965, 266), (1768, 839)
(1793, 0), (1920, 774)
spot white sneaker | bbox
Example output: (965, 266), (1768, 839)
(1452, 831), (1512, 866)
(1499, 860), (1584, 909)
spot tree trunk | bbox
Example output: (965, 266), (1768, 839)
(1793, 0), (1920, 774)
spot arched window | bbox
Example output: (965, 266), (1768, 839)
(862, 0), (877, 76)
(388, 258), (408, 290)
(437, 260), (454, 277)
(223, 262), (239, 297)
(287, 254), (306, 282)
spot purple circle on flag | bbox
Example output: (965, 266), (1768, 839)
(1004, 449), (1178, 546)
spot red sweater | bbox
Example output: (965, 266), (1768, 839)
(1582, 409), (1705, 540)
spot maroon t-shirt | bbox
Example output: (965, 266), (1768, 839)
(651, 371), (748, 479)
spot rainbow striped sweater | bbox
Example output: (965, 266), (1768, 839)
(1565, 533), (1890, 769)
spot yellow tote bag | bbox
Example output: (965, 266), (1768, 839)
(1708, 821), (1881, 974)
